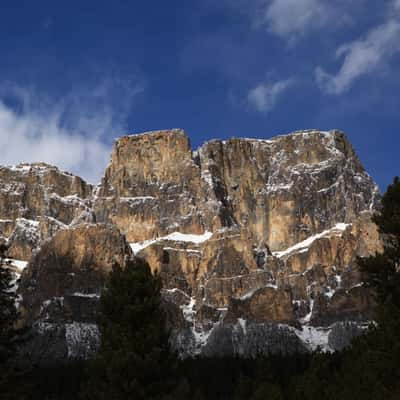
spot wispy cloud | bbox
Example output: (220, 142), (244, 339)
(316, 1), (400, 94)
(0, 78), (144, 183)
(259, 0), (337, 40)
(247, 78), (293, 112)
(196, 0), (349, 41)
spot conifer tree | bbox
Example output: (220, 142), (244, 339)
(0, 243), (18, 364)
(332, 177), (400, 399)
(82, 257), (181, 400)
(360, 176), (400, 310)
(0, 243), (30, 400)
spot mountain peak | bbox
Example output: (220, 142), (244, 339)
(0, 128), (382, 360)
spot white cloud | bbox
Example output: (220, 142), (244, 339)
(247, 78), (293, 112)
(200, 0), (345, 39)
(201, 1), (363, 41)
(260, 0), (334, 39)
(316, 8), (400, 94)
(0, 79), (143, 183)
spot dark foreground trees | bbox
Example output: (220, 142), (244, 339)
(0, 243), (18, 364)
(0, 244), (31, 400)
(82, 257), (184, 400)
(340, 177), (400, 398)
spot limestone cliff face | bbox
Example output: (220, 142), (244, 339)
(197, 131), (378, 251)
(93, 130), (378, 250)
(0, 163), (93, 260)
(5, 128), (382, 359)
(94, 130), (208, 241)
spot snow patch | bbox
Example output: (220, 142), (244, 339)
(265, 183), (293, 192)
(130, 231), (213, 255)
(300, 299), (314, 324)
(179, 296), (218, 354)
(165, 231), (212, 243)
(237, 318), (247, 335)
(65, 322), (100, 358)
(71, 292), (100, 299)
(5, 259), (28, 272)
(239, 284), (278, 301)
(181, 297), (196, 323)
(273, 223), (351, 258)
(49, 192), (86, 207)
(201, 169), (214, 188)
(3, 259), (29, 294)
(294, 325), (332, 352)
(163, 247), (201, 254)
(119, 196), (156, 203)
(129, 239), (157, 254)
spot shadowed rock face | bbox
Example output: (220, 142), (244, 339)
(2, 129), (382, 360)
(19, 224), (131, 325)
(17, 224), (131, 362)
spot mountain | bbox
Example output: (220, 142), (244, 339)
(0, 129), (382, 361)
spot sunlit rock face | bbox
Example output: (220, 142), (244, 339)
(94, 130), (209, 242)
(93, 129), (379, 250)
(4, 129), (383, 360)
(196, 131), (378, 251)
(0, 163), (93, 260)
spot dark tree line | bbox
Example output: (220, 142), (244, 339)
(0, 243), (32, 400)
(1, 177), (400, 399)
(81, 258), (184, 400)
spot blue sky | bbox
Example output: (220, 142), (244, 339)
(0, 0), (398, 189)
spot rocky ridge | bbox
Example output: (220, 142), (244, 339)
(0, 129), (382, 359)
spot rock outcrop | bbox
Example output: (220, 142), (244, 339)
(17, 224), (131, 361)
(0, 163), (92, 260)
(94, 130), (207, 242)
(2, 128), (382, 360)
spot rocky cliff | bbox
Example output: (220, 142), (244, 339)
(1, 129), (382, 360)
